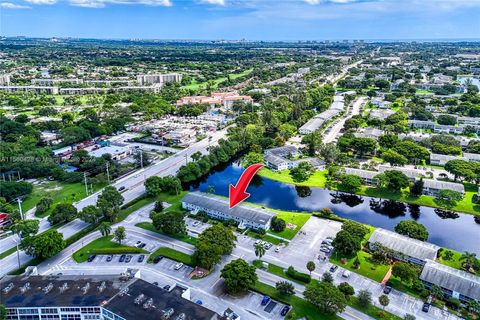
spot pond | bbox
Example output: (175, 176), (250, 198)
(190, 160), (480, 255)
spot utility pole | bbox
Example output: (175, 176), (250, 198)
(84, 172), (89, 196)
(13, 238), (21, 269)
(17, 198), (24, 220)
(105, 162), (111, 184)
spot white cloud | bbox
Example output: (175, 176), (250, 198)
(69, 0), (171, 7)
(23, 0), (57, 4)
(199, 0), (225, 5)
(0, 1), (31, 8)
(304, 0), (320, 4)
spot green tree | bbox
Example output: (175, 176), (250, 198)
(394, 220), (429, 241)
(153, 200), (164, 213)
(276, 281), (295, 295)
(435, 189), (463, 207)
(339, 174), (363, 193)
(392, 262), (419, 285)
(381, 149), (408, 166)
(404, 314), (416, 320)
(97, 186), (124, 222)
(321, 272), (334, 284)
(338, 282), (355, 298)
(357, 290), (372, 308)
(22, 229), (65, 259)
(0, 304), (6, 320)
(410, 179), (424, 197)
(113, 226), (126, 244)
(221, 259), (258, 294)
(270, 216), (286, 232)
(48, 203), (78, 225)
(195, 224), (236, 269)
(79, 205), (102, 224)
(332, 230), (362, 256)
(302, 131), (322, 156)
(379, 294), (390, 310)
(255, 243), (266, 259)
(341, 220), (369, 240)
(12, 219), (39, 238)
(36, 196), (53, 214)
(99, 222), (111, 237)
(304, 281), (347, 314)
(431, 285), (444, 301)
(460, 252), (479, 271)
(379, 170), (410, 192)
(378, 134), (400, 149)
(151, 211), (186, 235)
(306, 261), (316, 275)
(244, 152), (264, 166)
(290, 161), (313, 183)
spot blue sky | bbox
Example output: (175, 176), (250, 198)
(1, 0), (479, 40)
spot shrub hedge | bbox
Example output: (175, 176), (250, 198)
(286, 266), (311, 283)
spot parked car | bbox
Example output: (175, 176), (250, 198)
(383, 286), (392, 294)
(321, 240), (332, 245)
(118, 186), (126, 191)
(163, 285), (171, 291)
(174, 262), (184, 270)
(106, 255), (113, 262)
(87, 254), (96, 262)
(342, 270), (351, 278)
(137, 255), (145, 263)
(261, 296), (270, 306)
(134, 241), (142, 248)
(275, 247), (281, 253)
(195, 300), (202, 305)
(119, 254), (126, 262)
(153, 282), (158, 286)
(153, 255), (163, 264)
(138, 243), (146, 249)
(255, 239), (261, 245)
(320, 247), (331, 253)
(192, 221), (200, 227)
(280, 306), (290, 316)
(264, 243), (272, 250)
(422, 302), (430, 312)
(125, 255), (132, 263)
(326, 236), (334, 240)
(329, 265), (338, 273)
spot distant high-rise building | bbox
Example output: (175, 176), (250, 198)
(136, 73), (182, 86)
(0, 74), (11, 86)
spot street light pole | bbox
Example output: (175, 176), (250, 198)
(13, 238), (21, 269)
(17, 198), (24, 220)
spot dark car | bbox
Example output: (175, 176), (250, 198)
(125, 255), (132, 263)
(106, 255), (113, 262)
(261, 296), (270, 306)
(280, 306), (290, 316)
(383, 286), (392, 294)
(138, 243), (146, 249)
(118, 186), (126, 191)
(163, 285), (171, 291)
(422, 302), (430, 312)
(153, 282), (158, 286)
(87, 254), (96, 262)
(329, 265), (338, 273)
(119, 254), (126, 262)
(153, 255), (163, 264)
(137, 255), (145, 263)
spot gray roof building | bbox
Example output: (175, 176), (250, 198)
(420, 260), (480, 302)
(265, 145), (298, 157)
(464, 152), (480, 162)
(344, 168), (378, 180)
(422, 179), (465, 194)
(368, 228), (440, 263)
(182, 192), (274, 230)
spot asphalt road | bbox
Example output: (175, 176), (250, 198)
(323, 96), (366, 144)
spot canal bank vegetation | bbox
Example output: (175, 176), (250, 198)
(258, 166), (480, 216)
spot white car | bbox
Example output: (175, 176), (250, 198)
(275, 247), (280, 253)
(174, 263), (184, 270)
(342, 270), (351, 278)
(192, 221), (200, 227)
(255, 239), (261, 245)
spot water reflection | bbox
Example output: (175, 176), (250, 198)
(369, 199), (407, 218)
(330, 192), (364, 207)
(295, 186), (312, 198)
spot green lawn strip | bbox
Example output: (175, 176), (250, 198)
(267, 210), (311, 240)
(246, 231), (286, 245)
(0, 246), (17, 260)
(135, 222), (197, 245)
(258, 168), (328, 188)
(253, 260), (308, 285)
(72, 235), (148, 263)
(24, 181), (106, 218)
(349, 297), (402, 320)
(330, 251), (390, 283)
(181, 68), (253, 90)
(249, 281), (340, 320)
(147, 247), (195, 266)
(117, 191), (187, 222)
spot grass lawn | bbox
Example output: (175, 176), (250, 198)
(349, 297), (402, 320)
(438, 248), (480, 276)
(250, 281), (340, 320)
(135, 222), (197, 245)
(258, 168), (328, 188)
(181, 68), (253, 90)
(253, 260), (309, 285)
(72, 236), (148, 263)
(267, 210), (311, 240)
(415, 89), (434, 95)
(0, 246), (16, 260)
(117, 191), (187, 222)
(330, 250), (390, 283)
(147, 247), (195, 266)
(23, 181), (106, 218)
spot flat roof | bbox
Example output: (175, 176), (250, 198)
(369, 228), (440, 262)
(182, 191), (274, 226)
(88, 145), (130, 158)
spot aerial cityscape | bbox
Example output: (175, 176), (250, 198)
(0, 1), (480, 320)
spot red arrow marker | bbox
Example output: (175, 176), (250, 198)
(229, 163), (264, 209)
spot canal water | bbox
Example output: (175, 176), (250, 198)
(190, 160), (480, 254)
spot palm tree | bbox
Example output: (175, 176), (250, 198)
(254, 243), (266, 259)
(99, 222), (111, 237)
(460, 252), (477, 271)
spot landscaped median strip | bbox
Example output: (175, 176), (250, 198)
(253, 260), (402, 320)
(147, 247), (196, 267)
(72, 235), (148, 263)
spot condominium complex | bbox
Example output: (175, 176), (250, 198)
(136, 73), (182, 85)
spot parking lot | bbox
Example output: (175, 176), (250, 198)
(185, 217), (211, 236)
